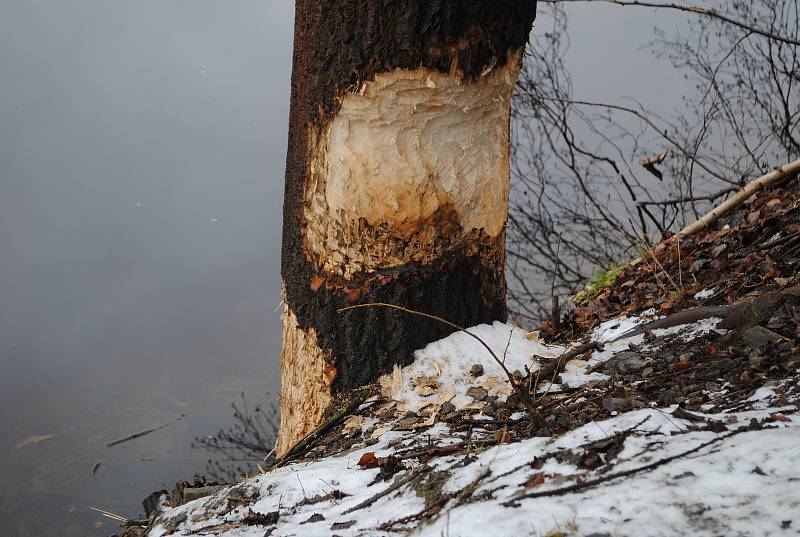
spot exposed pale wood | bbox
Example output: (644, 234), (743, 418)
(276, 306), (335, 457)
(304, 60), (519, 279)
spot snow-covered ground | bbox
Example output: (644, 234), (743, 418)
(142, 315), (800, 537)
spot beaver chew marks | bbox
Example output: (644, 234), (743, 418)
(304, 57), (520, 279)
(276, 306), (335, 456)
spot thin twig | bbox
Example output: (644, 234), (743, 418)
(540, 0), (800, 47)
(337, 303), (539, 416)
(343, 466), (430, 514)
(89, 507), (128, 522)
(106, 418), (179, 448)
(504, 426), (750, 505)
(502, 327), (515, 365)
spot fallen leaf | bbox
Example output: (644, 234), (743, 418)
(525, 473), (545, 488)
(358, 452), (379, 469)
(17, 434), (56, 448)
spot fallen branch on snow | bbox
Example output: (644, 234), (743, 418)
(503, 425), (755, 506)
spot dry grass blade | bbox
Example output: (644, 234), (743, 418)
(89, 506), (128, 522)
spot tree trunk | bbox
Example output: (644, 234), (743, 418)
(278, 0), (538, 455)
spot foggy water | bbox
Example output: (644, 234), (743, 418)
(0, 2), (691, 535)
(0, 1), (293, 534)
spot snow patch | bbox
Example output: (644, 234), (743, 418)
(382, 322), (565, 413)
(694, 288), (715, 300)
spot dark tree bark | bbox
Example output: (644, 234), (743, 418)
(278, 0), (537, 453)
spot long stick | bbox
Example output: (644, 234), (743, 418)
(653, 158), (800, 256)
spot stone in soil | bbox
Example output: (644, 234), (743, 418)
(466, 386), (488, 400)
(601, 351), (645, 374)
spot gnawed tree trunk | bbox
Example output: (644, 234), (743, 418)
(278, 0), (538, 455)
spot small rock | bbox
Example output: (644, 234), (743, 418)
(470, 363), (485, 377)
(181, 486), (227, 504)
(439, 402), (456, 415)
(718, 292), (784, 331)
(466, 386), (488, 401)
(748, 350), (765, 368)
(396, 417), (419, 430)
(690, 259), (706, 272)
(603, 397), (632, 412)
(601, 351), (645, 375)
(142, 490), (168, 518)
(740, 326), (784, 350)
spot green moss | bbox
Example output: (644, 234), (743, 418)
(574, 264), (624, 304)
(410, 470), (450, 509)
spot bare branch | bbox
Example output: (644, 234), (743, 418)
(541, 0), (800, 47)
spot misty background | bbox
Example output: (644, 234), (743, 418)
(0, 1), (690, 535)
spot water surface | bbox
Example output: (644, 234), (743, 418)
(0, 1), (293, 534)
